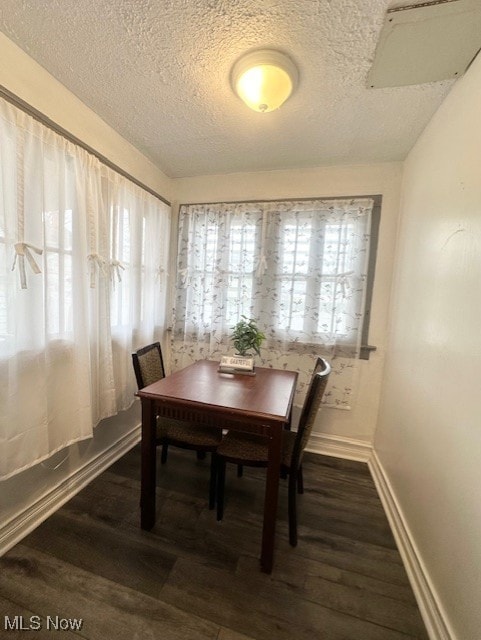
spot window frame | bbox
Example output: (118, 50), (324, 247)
(176, 195), (382, 360)
(359, 195), (381, 360)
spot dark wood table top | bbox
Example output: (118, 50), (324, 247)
(137, 359), (297, 423)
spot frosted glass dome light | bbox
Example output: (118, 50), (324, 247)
(231, 49), (299, 113)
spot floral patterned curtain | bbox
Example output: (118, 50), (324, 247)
(171, 198), (373, 409)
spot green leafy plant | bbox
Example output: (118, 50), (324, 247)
(231, 317), (266, 356)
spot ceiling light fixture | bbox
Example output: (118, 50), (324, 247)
(231, 49), (299, 113)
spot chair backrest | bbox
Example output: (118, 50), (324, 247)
(291, 357), (331, 470)
(132, 342), (166, 390)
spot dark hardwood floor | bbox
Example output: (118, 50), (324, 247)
(0, 446), (429, 639)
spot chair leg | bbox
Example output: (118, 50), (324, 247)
(161, 442), (168, 464)
(197, 451), (207, 461)
(288, 471), (298, 547)
(237, 464), (243, 478)
(208, 452), (217, 510)
(217, 459), (226, 521)
(297, 464), (304, 494)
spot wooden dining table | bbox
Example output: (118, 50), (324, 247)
(137, 359), (298, 573)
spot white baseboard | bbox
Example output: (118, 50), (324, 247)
(307, 432), (372, 462)
(368, 451), (455, 640)
(0, 425), (141, 557)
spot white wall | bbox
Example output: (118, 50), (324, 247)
(0, 33), (172, 199)
(374, 54), (481, 640)
(0, 34), (173, 552)
(174, 162), (402, 451)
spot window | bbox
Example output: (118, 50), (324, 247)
(278, 220), (313, 332)
(195, 222), (257, 327)
(175, 205), (262, 335)
(0, 95), (170, 479)
(276, 217), (364, 339)
(41, 154), (76, 338)
(44, 205), (74, 336)
(272, 206), (380, 357)
(110, 205), (132, 328)
(174, 198), (379, 351)
(172, 198), (380, 407)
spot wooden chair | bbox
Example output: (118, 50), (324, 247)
(132, 342), (222, 508)
(215, 357), (331, 545)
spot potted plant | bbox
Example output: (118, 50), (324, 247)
(219, 317), (266, 374)
(231, 316), (265, 357)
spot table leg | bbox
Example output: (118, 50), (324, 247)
(261, 425), (282, 573)
(140, 398), (157, 530)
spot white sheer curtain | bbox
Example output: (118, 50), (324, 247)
(171, 198), (373, 408)
(0, 98), (170, 479)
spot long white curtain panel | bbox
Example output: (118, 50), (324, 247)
(0, 98), (170, 479)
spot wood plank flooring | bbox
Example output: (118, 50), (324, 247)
(0, 446), (429, 639)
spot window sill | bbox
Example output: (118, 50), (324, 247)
(360, 344), (377, 360)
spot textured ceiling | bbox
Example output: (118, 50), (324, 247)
(0, 0), (456, 178)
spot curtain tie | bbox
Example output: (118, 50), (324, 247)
(178, 267), (189, 287)
(110, 259), (125, 285)
(337, 270), (354, 297)
(11, 242), (43, 289)
(87, 253), (108, 288)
